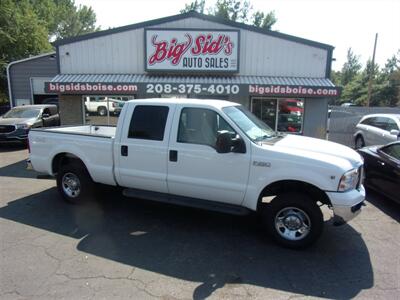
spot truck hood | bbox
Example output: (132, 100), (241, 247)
(0, 117), (36, 125)
(263, 134), (363, 168)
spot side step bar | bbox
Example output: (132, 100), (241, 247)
(122, 188), (251, 216)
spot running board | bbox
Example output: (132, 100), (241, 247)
(122, 188), (250, 216)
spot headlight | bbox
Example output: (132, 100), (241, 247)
(338, 168), (360, 192)
(16, 124), (31, 130)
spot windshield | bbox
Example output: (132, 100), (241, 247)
(3, 107), (41, 119)
(223, 105), (276, 142)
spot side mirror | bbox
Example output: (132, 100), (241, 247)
(216, 131), (232, 153)
(42, 113), (50, 119)
(390, 129), (400, 136)
(216, 131), (246, 154)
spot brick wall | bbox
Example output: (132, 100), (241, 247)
(59, 95), (83, 125)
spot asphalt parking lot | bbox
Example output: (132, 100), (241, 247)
(0, 144), (399, 299)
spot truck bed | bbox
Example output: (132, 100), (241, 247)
(29, 125), (117, 186)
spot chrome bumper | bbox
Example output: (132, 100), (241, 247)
(332, 200), (366, 226)
(326, 185), (366, 226)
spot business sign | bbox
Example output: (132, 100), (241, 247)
(249, 85), (341, 98)
(145, 29), (239, 73)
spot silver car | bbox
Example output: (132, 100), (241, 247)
(354, 114), (400, 148)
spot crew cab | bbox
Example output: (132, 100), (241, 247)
(28, 99), (365, 248)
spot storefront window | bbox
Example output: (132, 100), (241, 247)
(83, 95), (135, 125)
(251, 97), (304, 133)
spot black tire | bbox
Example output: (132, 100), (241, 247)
(355, 135), (365, 149)
(262, 193), (323, 249)
(97, 106), (107, 116)
(56, 162), (94, 204)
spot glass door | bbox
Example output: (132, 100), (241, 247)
(251, 97), (278, 130)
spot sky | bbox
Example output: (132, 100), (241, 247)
(74, 0), (400, 71)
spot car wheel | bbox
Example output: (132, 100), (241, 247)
(98, 106), (107, 116)
(262, 193), (323, 249)
(56, 162), (94, 204)
(355, 135), (365, 149)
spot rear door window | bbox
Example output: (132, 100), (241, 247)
(128, 105), (169, 141)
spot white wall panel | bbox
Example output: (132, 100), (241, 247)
(59, 17), (328, 77)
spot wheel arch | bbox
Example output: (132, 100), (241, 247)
(52, 152), (91, 180)
(256, 180), (332, 212)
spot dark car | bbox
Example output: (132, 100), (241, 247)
(357, 142), (400, 203)
(0, 105), (60, 144)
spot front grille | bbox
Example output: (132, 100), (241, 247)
(0, 125), (16, 133)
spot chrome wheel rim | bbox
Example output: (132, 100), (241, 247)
(62, 172), (81, 198)
(275, 207), (311, 241)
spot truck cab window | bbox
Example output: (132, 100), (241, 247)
(128, 105), (169, 140)
(178, 107), (235, 147)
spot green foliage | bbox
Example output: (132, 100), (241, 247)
(341, 48), (362, 86)
(334, 50), (400, 107)
(52, 0), (100, 40)
(0, 0), (99, 104)
(180, 0), (206, 14)
(252, 11), (276, 29)
(181, 0), (277, 29)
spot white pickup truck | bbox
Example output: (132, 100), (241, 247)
(28, 99), (365, 248)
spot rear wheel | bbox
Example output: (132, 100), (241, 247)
(355, 135), (365, 149)
(262, 193), (323, 249)
(56, 162), (93, 204)
(97, 106), (107, 116)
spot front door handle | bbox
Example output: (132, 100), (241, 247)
(169, 150), (178, 162)
(121, 145), (128, 156)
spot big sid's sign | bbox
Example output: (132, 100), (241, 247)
(145, 29), (239, 72)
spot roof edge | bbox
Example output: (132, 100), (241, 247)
(54, 11), (334, 51)
(7, 52), (56, 68)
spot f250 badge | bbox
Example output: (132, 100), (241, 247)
(253, 161), (271, 167)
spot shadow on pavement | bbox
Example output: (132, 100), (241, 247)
(0, 159), (39, 179)
(0, 142), (27, 152)
(0, 187), (374, 299)
(366, 188), (400, 223)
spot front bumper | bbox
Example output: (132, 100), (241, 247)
(326, 185), (366, 226)
(0, 129), (29, 141)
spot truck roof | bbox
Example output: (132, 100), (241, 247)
(127, 98), (240, 109)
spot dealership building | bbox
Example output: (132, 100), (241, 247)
(42, 11), (339, 137)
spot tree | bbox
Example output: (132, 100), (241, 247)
(0, 0), (99, 104)
(51, 0), (100, 40)
(180, 0), (205, 14)
(341, 48), (362, 86)
(0, 0), (52, 103)
(252, 10), (276, 29)
(181, 0), (277, 30)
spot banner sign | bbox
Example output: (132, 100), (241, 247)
(145, 29), (239, 73)
(45, 82), (138, 94)
(249, 84), (341, 97)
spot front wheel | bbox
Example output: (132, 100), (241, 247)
(262, 193), (323, 249)
(56, 162), (93, 204)
(355, 135), (365, 149)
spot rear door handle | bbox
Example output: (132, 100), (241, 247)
(121, 145), (128, 156)
(169, 150), (178, 162)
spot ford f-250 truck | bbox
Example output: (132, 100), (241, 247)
(28, 99), (365, 248)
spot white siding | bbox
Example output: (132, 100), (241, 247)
(59, 17), (328, 77)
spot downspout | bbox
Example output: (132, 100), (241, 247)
(6, 62), (13, 107)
